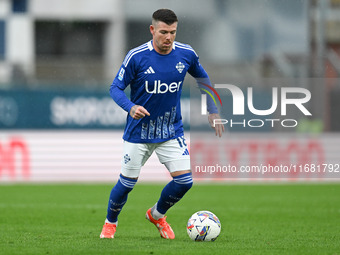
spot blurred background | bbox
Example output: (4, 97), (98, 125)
(0, 0), (339, 182)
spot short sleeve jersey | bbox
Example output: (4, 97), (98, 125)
(111, 40), (209, 143)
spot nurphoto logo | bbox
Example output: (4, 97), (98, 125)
(201, 84), (312, 128)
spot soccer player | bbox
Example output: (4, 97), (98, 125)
(100, 8), (224, 239)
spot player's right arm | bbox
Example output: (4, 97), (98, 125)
(129, 105), (150, 120)
(109, 54), (150, 120)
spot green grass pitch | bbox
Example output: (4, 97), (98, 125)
(0, 183), (339, 255)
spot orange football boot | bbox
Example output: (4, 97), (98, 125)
(146, 208), (175, 239)
(100, 223), (116, 239)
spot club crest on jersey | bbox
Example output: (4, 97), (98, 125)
(176, 62), (185, 73)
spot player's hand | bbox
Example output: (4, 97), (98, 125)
(130, 105), (150, 120)
(208, 113), (225, 137)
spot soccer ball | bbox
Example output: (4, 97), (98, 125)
(186, 210), (221, 241)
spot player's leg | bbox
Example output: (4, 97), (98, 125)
(146, 136), (192, 239)
(100, 142), (154, 238)
(105, 174), (137, 224)
(100, 174), (137, 239)
(151, 169), (192, 218)
(153, 136), (192, 217)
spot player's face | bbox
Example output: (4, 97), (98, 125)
(150, 21), (177, 54)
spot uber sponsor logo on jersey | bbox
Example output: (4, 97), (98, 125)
(145, 80), (182, 94)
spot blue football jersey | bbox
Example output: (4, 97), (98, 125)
(110, 40), (213, 143)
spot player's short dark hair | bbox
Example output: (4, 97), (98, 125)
(152, 9), (178, 25)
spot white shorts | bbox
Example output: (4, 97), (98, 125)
(121, 137), (191, 178)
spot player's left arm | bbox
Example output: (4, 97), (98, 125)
(208, 113), (224, 137)
(187, 51), (224, 137)
(197, 78), (224, 137)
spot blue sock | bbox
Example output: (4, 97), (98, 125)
(106, 174), (137, 223)
(156, 173), (193, 214)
